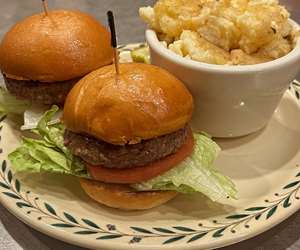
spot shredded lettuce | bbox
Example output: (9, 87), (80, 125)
(9, 106), (236, 202)
(0, 87), (31, 117)
(21, 106), (62, 130)
(8, 106), (87, 177)
(132, 134), (237, 201)
(0, 85), (60, 130)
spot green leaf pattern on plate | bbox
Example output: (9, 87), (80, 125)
(212, 228), (226, 238)
(82, 219), (100, 229)
(187, 232), (207, 243)
(163, 235), (186, 244)
(1, 152), (299, 244)
(45, 203), (57, 216)
(97, 235), (123, 240)
(266, 206), (277, 219)
(64, 212), (78, 224)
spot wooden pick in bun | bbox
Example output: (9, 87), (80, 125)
(63, 62), (194, 210)
(0, 10), (113, 105)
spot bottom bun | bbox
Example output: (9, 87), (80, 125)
(79, 178), (178, 210)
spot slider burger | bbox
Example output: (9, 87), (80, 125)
(8, 61), (237, 210)
(0, 10), (113, 106)
(63, 62), (194, 210)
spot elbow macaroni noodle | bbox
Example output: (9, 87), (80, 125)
(140, 0), (298, 65)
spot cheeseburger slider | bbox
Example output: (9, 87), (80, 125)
(0, 9), (113, 106)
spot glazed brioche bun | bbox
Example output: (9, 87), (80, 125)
(80, 179), (178, 210)
(0, 10), (113, 82)
(63, 63), (194, 145)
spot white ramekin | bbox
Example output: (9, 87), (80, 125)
(146, 20), (300, 138)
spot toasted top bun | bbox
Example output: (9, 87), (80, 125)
(0, 10), (113, 82)
(63, 63), (194, 145)
(80, 178), (178, 210)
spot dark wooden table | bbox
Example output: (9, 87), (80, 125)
(0, 0), (299, 249)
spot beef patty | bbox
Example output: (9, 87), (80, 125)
(4, 75), (79, 105)
(64, 126), (189, 169)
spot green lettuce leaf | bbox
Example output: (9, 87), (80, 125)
(8, 105), (87, 177)
(132, 134), (237, 201)
(21, 106), (62, 130)
(9, 106), (237, 202)
(0, 87), (31, 116)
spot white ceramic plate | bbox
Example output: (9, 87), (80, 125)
(0, 44), (300, 250)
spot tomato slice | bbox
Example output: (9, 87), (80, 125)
(87, 129), (194, 184)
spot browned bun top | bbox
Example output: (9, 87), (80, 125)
(0, 10), (113, 82)
(63, 63), (194, 145)
(80, 179), (178, 210)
